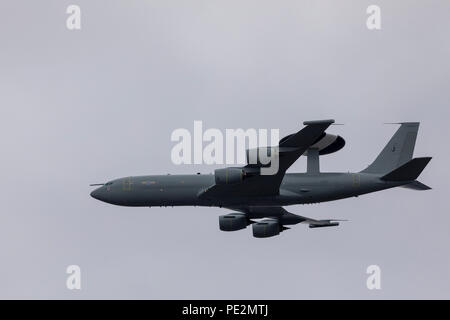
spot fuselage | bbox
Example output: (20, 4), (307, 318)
(90, 172), (404, 207)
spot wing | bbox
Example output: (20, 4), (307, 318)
(198, 119), (335, 199)
(229, 206), (346, 228)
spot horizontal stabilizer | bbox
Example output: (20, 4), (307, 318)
(380, 157), (431, 182)
(401, 180), (432, 190)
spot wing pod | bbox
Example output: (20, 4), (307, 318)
(308, 221), (340, 228)
(308, 219), (347, 228)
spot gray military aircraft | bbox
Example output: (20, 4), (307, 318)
(90, 120), (431, 238)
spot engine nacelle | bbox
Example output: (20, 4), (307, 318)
(219, 213), (250, 231)
(214, 168), (245, 185)
(245, 146), (281, 167)
(252, 219), (282, 238)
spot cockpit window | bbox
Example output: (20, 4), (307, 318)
(105, 182), (113, 186)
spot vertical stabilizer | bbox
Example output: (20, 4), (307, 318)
(362, 122), (419, 174)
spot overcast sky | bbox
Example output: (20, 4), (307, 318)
(1, 0), (449, 299)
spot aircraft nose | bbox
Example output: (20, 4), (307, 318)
(90, 187), (104, 201)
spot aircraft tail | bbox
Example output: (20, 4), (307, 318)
(400, 180), (432, 191)
(380, 157), (432, 182)
(362, 122), (420, 174)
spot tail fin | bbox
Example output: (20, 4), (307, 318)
(362, 122), (419, 174)
(380, 157), (431, 181)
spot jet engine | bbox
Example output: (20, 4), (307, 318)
(245, 147), (276, 166)
(252, 219), (288, 238)
(214, 168), (245, 185)
(219, 213), (252, 231)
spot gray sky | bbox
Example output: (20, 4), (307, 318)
(1, 0), (449, 299)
